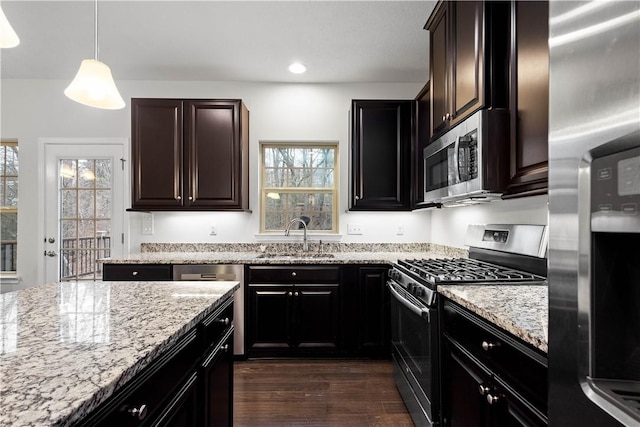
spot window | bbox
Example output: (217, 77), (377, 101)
(1, 140), (18, 274)
(260, 142), (338, 233)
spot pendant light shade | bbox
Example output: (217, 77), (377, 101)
(65, 0), (125, 110)
(65, 59), (125, 109)
(0, 6), (20, 48)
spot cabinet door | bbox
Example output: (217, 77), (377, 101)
(201, 332), (233, 427)
(450, 1), (484, 125)
(504, 1), (549, 198)
(350, 100), (414, 211)
(294, 284), (339, 351)
(152, 373), (199, 427)
(358, 267), (390, 358)
(414, 83), (430, 206)
(247, 285), (293, 353)
(131, 99), (184, 209)
(184, 100), (248, 209)
(428, 4), (449, 137)
(442, 345), (490, 427)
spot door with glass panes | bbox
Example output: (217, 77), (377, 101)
(44, 141), (125, 282)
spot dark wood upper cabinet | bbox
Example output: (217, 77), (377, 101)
(503, 1), (549, 198)
(350, 99), (415, 211)
(414, 82), (431, 208)
(131, 98), (249, 211)
(425, 1), (509, 141)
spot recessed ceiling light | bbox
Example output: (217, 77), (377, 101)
(288, 62), (307, 74)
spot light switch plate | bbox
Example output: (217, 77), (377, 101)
(142, 213), (154, 235)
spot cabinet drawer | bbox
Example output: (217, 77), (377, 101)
(79, 330), (200, 426)
(442, 300), (547, 414)
(102, 264), (172, 281)
(200, 297), (234, 349)
(248, 265), (340, 283)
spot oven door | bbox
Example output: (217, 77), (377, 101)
(388, 280), (439, 426)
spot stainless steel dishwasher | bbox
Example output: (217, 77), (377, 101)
(172, 264), (245, 357)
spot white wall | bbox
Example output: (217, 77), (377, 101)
(1, 78), (549, 289)
(429, 195), (549, 248)
(1, 78), (434, 287)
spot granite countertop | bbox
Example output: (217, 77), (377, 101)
(100, 250), (447, 265)
(0, 280), (239, 427)
(438, 285), (548, 353)
(100, 242), (469, 265)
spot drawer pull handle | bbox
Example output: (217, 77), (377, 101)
(294, 291), (299, 297)
(486, 393), (500, 405)
(132, 271), (139, 276)
(216, 317), (230, 326)
(478, 384), (490, 396)
(222, 344), (229, 353)
(481, 341), (500, 351)
(128, 404), (148, 420)
(291, 272), (297, 277)
(288, 291), (293, 296)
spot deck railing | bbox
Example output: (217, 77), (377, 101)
(60, 236), (111, 280)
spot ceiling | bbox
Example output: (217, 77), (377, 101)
(0, 1), (435, 84)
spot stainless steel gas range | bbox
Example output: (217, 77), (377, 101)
(387, 224), (548, 426)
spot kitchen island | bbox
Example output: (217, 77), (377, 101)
(0, 280), (238, 426)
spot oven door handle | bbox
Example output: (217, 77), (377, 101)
(387, 281), (431, 322)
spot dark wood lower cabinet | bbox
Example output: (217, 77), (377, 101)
(356, 266), (390, 358)
(75, 297), (234, 427)
(201, 329), (233, 427)
(246, 283), (339, 356)
(440, 299), (548, 426)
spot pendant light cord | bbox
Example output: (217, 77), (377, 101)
(94, 0), (99, 61)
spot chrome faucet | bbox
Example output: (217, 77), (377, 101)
(285, 217), (309, 252)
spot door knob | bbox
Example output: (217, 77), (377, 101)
(47, 237), (55, 244)
(44, 250), (57, 257)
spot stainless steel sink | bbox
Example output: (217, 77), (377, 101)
(254, 252), (335, 259)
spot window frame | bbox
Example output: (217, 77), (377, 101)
(1, 139), (18, 276)
(259, 141), (339, 234)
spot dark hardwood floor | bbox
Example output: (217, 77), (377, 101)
(234, 359), (414, 426)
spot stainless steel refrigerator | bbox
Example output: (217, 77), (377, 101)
(548, 1), (640, 426)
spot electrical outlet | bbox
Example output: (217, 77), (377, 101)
(396, 225), (405, 235)
(142, 213), (154, 235)
(210, 224), (217, 236)
(347, 223), (363, 235)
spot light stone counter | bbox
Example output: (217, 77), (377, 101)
(0, 280), (238, 427)
(100, 242), (468, 266)
(437, 285), (548, 353)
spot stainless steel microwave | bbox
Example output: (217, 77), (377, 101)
(423, 109), (510, 206)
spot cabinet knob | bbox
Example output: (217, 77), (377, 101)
(176, 195), (182, 200)
(216, 317), (230, 326)
(294, 291), (299, 297)
(188, 196), (193, 201)
(354, 195), (360, 200)
(132, 271), (139, 276)
(291, 272), (297, 277)
(442, 115), (446, 121)
(222, 344), (229, 353)
(445, 113), (451, 120)
(127, 404), (148, 420)
(486, 393), (500, 405)
(288, 291), (293, 296)
(478, 384), (491, 396)
(481, 341), (500, 351)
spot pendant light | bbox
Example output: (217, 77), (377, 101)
(0, 5), (20, 48)
(64, 0), (125, 110)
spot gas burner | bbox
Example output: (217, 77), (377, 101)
(398, 258), (545, 285)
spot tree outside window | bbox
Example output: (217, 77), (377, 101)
(1, 140), (18, 274)
(261, 143), (338, 233)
